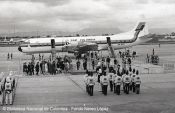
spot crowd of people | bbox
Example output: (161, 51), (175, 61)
(23, 55), (72, 75)
(84, 64), (141, 96)
(22, 50), (141, 96)
(84, 50), (141, 96)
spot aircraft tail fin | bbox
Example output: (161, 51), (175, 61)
(131, 22), (149, 37)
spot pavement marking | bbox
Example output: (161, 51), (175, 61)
(64, 74), (109, 113)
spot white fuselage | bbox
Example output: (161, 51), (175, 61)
(18, 22), (152, 54)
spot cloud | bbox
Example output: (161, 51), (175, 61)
(0, 0), (175, 33)
(0, 0), (71, 6)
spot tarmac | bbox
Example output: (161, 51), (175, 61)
(0, 72), (175, 113)
(0, 44), (175, 113)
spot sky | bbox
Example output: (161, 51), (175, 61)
(0, 0), (175, 33)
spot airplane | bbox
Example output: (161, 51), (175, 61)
(18, 22), (153, 56)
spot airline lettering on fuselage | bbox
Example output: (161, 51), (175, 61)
(85, 38), (95, 41)
(69, 38), (96, 42)
(70, 39), (77, 41)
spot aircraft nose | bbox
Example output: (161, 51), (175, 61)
(18, 46), (22, 52)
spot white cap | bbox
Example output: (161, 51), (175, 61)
(9, 71), (13, 76)
(6, 76), (11, 82)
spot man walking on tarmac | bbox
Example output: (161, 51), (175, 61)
(5, 77), (13, 105)
(100, 72), (109, 95)
(87, 72), (95, 96)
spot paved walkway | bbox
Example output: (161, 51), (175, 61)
(1, 73), (175, 113)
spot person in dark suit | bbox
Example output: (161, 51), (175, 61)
(35, 62), (40, 75)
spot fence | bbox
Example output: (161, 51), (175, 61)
(132, 55), (175, 74)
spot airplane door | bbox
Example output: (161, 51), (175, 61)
(51, 39), (55, 48)
(106, 37), (111, 46)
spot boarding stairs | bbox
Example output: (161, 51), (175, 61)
(106, 37), (116, 58)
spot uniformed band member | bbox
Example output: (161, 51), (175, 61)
(87, 72), (95, 96)
(135, 70), (141, 94)
(100, 72), (108, 95)
(123, 71), (131, 94)
(107, 69), (114, 92)
(114, 74), (122, 95)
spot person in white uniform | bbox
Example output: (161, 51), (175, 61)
(5, 78), (13, 105)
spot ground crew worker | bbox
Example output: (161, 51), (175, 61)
(123, 71), (131, 94)
(135, 70), (141, 94)
(84, 70), (89, 93)
(100, 72), (108, 95)
(114, 74), (122, 95)
(5, 77), (13, 105)
(107, 69), (114, 92)
(87, 72), (95, 96)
